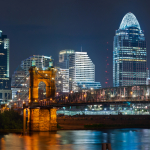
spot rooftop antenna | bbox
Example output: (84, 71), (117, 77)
(81, 45), (82, 52)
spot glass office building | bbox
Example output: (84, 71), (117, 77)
(56, 50), (75, 93)
(69, 52), (101, 92)
(76, 82), (101, 90)
(59, 49), (75, 69)
(113, 12), (147, 87)
(0, 30), (12, 102)
(56, 68), (69, 93)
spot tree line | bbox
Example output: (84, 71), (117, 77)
(0, 110), (23, 129)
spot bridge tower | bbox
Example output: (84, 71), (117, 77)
(24, 57), (58, 132)
(28, 62), (56, 106)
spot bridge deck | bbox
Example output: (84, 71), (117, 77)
(36, 99), (150, 108)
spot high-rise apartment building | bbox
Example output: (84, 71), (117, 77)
(59, 49), (75, 69)
(69, 52), (101, 92)
(0, 30), (12, 102)
(21, 55), (51, 75)
(113, 12), (147, 87)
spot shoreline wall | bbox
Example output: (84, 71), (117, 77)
(57, 115), (150, 129)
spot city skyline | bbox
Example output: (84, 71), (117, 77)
(1, 1), (150, 150)
(0, 0), (150, 87)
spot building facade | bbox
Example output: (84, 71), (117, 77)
(0, 30), (12, 103)
(11, 67), (29, 101)
(69, 52), (101, 92)
(146, 78), (150, 85)
(113, 12), (147, 87)
(56, 68), (69, 93)
(59, 49), (75, 69)
(21, 55), (51, 75)
(11, 67), (27, 88)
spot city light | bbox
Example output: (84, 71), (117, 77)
(0, 4), (150, 150)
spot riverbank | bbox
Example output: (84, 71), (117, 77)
(57, 115), (150, 130)
(0, 129), (23, 134)
(0, 115), (150, 132)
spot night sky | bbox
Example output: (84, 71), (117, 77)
(1, 0), (150, 87)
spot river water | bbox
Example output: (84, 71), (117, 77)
(0, 129), (150, 150)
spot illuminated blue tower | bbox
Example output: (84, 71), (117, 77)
(113, 12), (147, 87)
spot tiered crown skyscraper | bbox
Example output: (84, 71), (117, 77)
(113, 12), (147, 87)
(69, 52), (101, 92)
(56, 50), (101, 93)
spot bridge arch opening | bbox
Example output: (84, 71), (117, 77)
(38, 81), (46, 100)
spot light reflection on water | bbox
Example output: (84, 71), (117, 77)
(0, 129), (150, 150)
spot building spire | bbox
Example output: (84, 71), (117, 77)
(81, 45), (82, 52)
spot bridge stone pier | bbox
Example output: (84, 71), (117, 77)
(23, 58), (57, 132)
(27, 108), (57, 131)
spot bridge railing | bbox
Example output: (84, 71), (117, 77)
(38, 85), (150, 106)
(39, 97), (150, 106)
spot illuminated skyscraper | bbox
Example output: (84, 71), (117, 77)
(59, 49), (75, 69)
(69, 52), (101, 92)
(0, 30), (12, 102)
(56, 68), (69, 93)
(113, 12), (147, 87)
(55, 50), (74, 93)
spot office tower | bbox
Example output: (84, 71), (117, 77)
(11, 67), (27, 87)
(0, 30), (12, 102)
(21, 55), (51, 75)
(56, 68), (69, 93)
(11, 66), (28, 101)
(69, 52), (101, 92)
(113, 12), (147, 87)
(59, 49), (75, 69)
(56, 49), (74, 93)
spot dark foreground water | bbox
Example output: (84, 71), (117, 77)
(0, 129), (150, 150)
